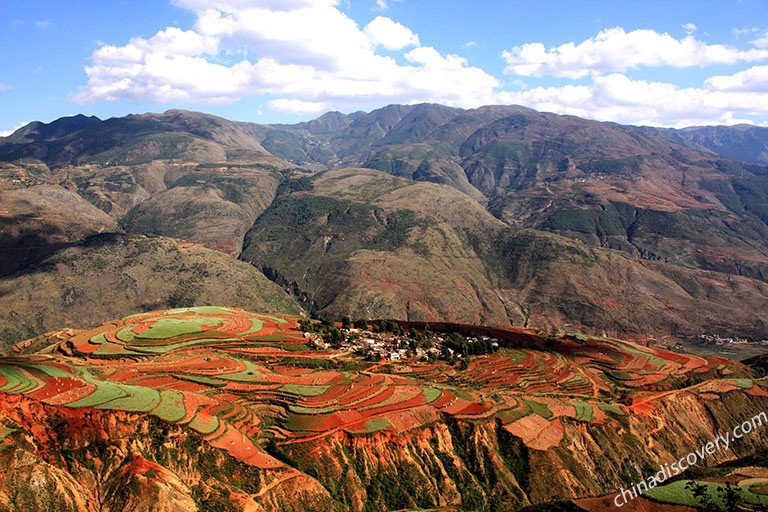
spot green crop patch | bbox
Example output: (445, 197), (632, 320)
(152, 390), (187, 422)
(422, 387), (441, 403)
(732, 378), (754, 389)
(128, 337), (239, 354)
(18, 363), (74, 380)
(280, 384), (330, 396)
(97, 386), (161, 412)
(133, 317), (221, 340)
(89, 333), (109, 345)
(0, 366), (40, 394)
(525, 400), (553, 419)
(569, 401), (593, 422)
(241, 318), (265, 335)
(93, 343), (140, 356)
(188, 413), (220, 435)
(0, 426), (15, 442)
(598, 404), (626, 416)
(166, 307), (238, 316)
(288, 405), (338, 415)
(645, 480), (768, 508)
(175, 373), (227, 387)
(218, 360), (265, 382)
(361, 417), (391, 434)
(68, 382), (129, 408)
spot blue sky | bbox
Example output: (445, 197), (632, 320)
(1, 0), (768, 135)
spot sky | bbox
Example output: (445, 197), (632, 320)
(1, 0), (768, 135)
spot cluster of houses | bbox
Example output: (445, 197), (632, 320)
(698, 333), (768, 347)
(306, 326), (500, 362)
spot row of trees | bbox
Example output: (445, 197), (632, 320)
(684, 480), (743, 511)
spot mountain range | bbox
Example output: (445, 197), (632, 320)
(2, 104), (768, 511)
(1, 104), (768, 346)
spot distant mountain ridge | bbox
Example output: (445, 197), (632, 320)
(678, 124), (768, 165)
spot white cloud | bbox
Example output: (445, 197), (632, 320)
(0, 121), (30, 137)
(502, 27), (768, 78)
(374, 0), (402, 11)
(75, 0), (499, 112)
(682, 22), (697, 35)
(498, 73), (768, 127)
(734, 26), (761, 39)
(74, 7), (768, 127)
(364, 16), (418, 50)
(268, 98), (329, 113)
(753, 32), (768, 49)
(705, 65), (768, 92)
(0, 84), (11, 92)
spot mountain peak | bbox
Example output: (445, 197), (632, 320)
(4, 114), (101, 143)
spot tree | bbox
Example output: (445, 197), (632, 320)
(341, 316), (352, 329)
(685, 480), (718, 512)
(325, 327), (344, 348)
(298, 318), (315, 333)
(716, 481), (742, 511)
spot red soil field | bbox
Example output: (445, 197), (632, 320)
(0, 307), (759, 472)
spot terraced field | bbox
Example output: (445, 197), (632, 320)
(0, 307), (758, 466)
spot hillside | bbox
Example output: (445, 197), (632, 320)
(254, 105), (768, 283)
(0, 234), (303, 347)
(0, 110), (277, 167)
(1, 106), (768, 339)
(241, 167), (768, 338)
(0, 307), (765, 511)
(679, 124), (768, 165)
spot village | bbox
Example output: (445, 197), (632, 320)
(303, 318), (501, 365)
(697, 333), (768, 347)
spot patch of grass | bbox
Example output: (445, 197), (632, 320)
(129, 337), (238, 354)
(598, 404), (626, 416)
(288, 405), (338, 414)
(280, 383), (330, 396)
(733, 378), (754, 389)
(0, 426), (15, 441)
(134, 317), (221, 340)
(569, 401), (593, 422)
(0, 365), (40, 394)
(68, 381), (128, 408)
(188, 413), (220, 435)
(255, 315), (288, 325)
(241, 318), (265, 335)
(99, 386), (161, 412)
(362, 417), (391, 433)
(645, 480), (768, 508)
(422, 387), (441, 403)
(173, 373), (226, 387)
(93, 343), (140, 356)
(217, 360), (264, 382)
(166, 306), (237, 315)
(89, 333), (109, 345)
(152, 390), (187, 423)
(20, 363), (75, 380)
(526, 400), (553, 420)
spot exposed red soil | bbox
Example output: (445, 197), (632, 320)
(504, 415), (564, 451)
(576, 494), (697, 512)
(0, 308), (756, 477)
